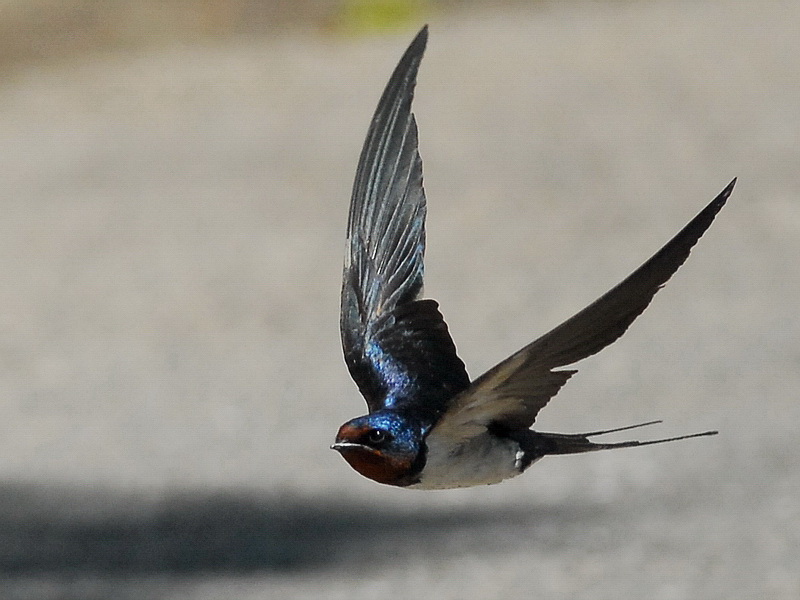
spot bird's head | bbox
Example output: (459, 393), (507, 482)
(331, 411), (425, 486)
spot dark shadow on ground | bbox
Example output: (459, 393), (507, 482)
(0, 481), (621, 600)
(0, 482), (603, 579)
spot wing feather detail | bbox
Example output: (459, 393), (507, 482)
(434, 179), (735, 441)
(340, 26), (470, 417)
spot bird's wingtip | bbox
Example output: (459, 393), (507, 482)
(410, 24), (429, 53)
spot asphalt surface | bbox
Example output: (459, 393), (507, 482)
(0, 1), (798, 598)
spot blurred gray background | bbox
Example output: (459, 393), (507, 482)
(0, 1), (797, 598)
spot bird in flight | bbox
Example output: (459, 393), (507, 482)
(331, 26), (734, 489)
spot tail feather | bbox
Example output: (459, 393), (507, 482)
(537, 421), (718, 455)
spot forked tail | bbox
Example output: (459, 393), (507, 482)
(536, 420), (718, 455)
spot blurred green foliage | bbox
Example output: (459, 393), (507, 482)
(335, 0), (428, 34)
(0, 0), (457, 68)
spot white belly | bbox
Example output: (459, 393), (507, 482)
(410, 430), (530, 490)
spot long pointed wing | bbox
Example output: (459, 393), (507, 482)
(434, 179), (735, 440)
(341, 27), (470, 418)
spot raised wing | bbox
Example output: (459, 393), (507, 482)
(433, 179), (736, 441)
(341, 26), (470, 419)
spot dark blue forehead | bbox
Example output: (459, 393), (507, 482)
(352, 411), (424, 447)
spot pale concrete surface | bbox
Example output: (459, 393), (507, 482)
(0, 1), (798, 598)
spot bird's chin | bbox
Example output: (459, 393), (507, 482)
(331, 442), (409, 486)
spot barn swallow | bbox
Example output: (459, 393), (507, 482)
(332, 26), (734, 489)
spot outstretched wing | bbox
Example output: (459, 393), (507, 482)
(341, 26), (470, 418)
(433, 179), (736, 441)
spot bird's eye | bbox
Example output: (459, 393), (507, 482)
(367, 429), (389, 445)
